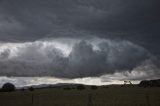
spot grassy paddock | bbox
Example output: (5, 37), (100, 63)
(0, 86), (160, 106)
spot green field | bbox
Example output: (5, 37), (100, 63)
(0, 86), (160, 106)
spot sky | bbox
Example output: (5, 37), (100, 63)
(0, 0), (160, 87)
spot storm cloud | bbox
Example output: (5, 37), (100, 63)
(0, 38), (155, 78)
(0, 0), (160, 54)
(0, 0), (159, 81)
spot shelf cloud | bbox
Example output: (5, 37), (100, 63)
(0, 0), (159, 83)
(0, 38), (158, 78)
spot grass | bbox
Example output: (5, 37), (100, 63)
(0, 85), (160, 106)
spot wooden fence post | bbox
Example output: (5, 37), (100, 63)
(32, 93), (34, 106)
(87, 93), (93, 106)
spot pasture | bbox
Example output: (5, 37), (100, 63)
(0, 85), (160, 106)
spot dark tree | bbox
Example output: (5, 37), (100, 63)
(139, 79), (160, 87)
(139, 80), (150, 87)
(1, 83), (15, 92)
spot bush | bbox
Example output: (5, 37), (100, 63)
(63, 87), (71, 90)
(139, 79), (160, 87)
(1, 83), (15, 92)
(21, 88), (25, 91)
(102, 86), (109, 89)
(28, 87), (34, 91)
(76, 85), (85, 90)
(90, 85), (98, 90)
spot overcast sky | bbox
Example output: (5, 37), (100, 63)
(0, 0), (160, 86)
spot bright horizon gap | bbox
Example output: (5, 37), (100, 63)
(0, 76), (141, 88)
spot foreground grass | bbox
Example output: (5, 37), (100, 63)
(0, 86), (160, 106)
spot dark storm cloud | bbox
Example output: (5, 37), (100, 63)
(73, 0), (160, 55)
(0, 0), (160, 55)
(0, 0), (159, 79)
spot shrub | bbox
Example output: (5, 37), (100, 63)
(1, 83), (15, 92)
(28, 87), (34, 91)
(90, 85), (98, 90)
(63, 87), (71, 90)
(103, 86), (109, 89)
(21, 88), (25, 91)
(76, 85), (85, 90)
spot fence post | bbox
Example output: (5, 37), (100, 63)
(146, 91), (150, 106)
(32, 93), (34, 106)
(87, 93), (93, 106)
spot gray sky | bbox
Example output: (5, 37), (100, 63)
(0, 0), (159, 85)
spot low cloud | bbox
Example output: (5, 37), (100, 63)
(0, 38), (157, 78)
(101, 58), (160, 82)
